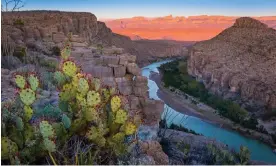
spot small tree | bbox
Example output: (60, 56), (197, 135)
(2, 0), (26, 12)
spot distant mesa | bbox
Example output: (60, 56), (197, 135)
(104, 15), (276, 41)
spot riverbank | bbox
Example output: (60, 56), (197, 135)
(150, 71), (276, 149)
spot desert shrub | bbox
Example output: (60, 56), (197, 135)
(51, 46), (61, 56)
(1, 36), (140, 165)
(13, 46), (27, 61)
(206, 144), (237, 165)
(238, 146), (250, 164)
(13, 19), (24, 26)
(96, 44), (103, 54)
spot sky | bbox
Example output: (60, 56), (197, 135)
(3, 0), (276, 19)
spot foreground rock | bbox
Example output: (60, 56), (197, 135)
(188, 17), (276, 114)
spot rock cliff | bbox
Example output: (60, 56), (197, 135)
(1, 10), (188, 67)
(188, 17), (276, 112)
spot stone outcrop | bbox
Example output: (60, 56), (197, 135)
(1, 11), (188, 67)
(188, 17), (276, 112)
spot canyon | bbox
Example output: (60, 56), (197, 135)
(104, 15), (276, 41)
(188, 17), (276, 115)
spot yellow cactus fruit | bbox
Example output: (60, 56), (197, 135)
(24, 105), (33, 121)
(1, 137), (18, 160)
(84, 107), (99, 122)
(78, 78), (89, 95)
(19, 88), (36, 105)
(124, 122), (137, 135)
(115, 109), (127, 124)
(15, 74), (26, 89)
(87, 90), (101, 107)
(111, 96), (121, 112)
(62, 61), (77, 77)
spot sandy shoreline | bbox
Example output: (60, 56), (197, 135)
(149, 71), (276, 149)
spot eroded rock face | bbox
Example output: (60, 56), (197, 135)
(2, 11), (189, 66)
(188, 17), (276, 111)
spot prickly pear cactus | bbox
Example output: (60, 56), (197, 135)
(111, 96), (121, 112)
(62, 61), (77, 77)
(61, 47), (71, 60)
(1, 137), (18, 160)
(124, 122), (137, 135)
(39, 121), (55, 138)
(15, 116), (24, 131)
(101, 88), (110, 102)
(78, 78), (89, 95)
(86, 126), (106, 147)
(28, 74), (39, 91)
(53, 71), (67, 86)
(61, 114), (71, 129)
(24, 124), (34, 141)
(19, 88), (36, 105)
(43, 138), (56, 152)
(115, 109), (127, 124)
(24, 105), (33, 121)
(15, 74), (26, 89)
(84, 107), (99, 121)
(87, 90), (101, 107)
(92, 78), (101, 91)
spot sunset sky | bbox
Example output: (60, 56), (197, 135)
(4, 0), (276, 19)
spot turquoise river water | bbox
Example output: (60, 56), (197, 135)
(142, 60), (276, 164)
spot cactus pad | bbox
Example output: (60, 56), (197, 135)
(87, 90), (101, 107)
(86, 126), (99, 141)
(43, 138), (56, 152)
(54, 71), (66, 86)
(115, 109), (127, 124)
(101, 88), (110, 102)
(39, 121), (55, 138)
(111, 132), (126, 143)
(111, 96), (121, 112)
(1, 137), (18, 159)
(24, 105), (33, 121)
(15, 74), (26, 89)
(15, 116), (24, 131)
(24, 124), (34, 141)
(124, 122), (137, 135)
(78, 78), (89, 95)
(92, 78), (101, 91)
(76, 93), (87, 107)
(61, 114), (71, 129)
(19, 88), (36, 105)
(84, 107), (99, 121)
(61, 47), (71, 60)
(28, 74), (39, 91)
(62, 61), (77, 77)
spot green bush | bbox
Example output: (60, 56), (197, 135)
(13, 19), (24, 26)
(13, 46), (27, 61)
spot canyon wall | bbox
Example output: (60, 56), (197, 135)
(1, 11), (188, 67)
(188, 17), (276, 113)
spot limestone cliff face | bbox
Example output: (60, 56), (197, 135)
(1, 11), (188, 66)
(188, 17), (276, 111)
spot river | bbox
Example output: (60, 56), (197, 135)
(142, 60), (276, 164)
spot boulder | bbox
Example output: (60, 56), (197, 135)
(114, 65), (126, 77)
(127, 63), (141, 76)
(128, 95), (140, 110)
(115, 77), (132, 95)
(119, 55), (128, 66)
(101, 77), (116, 87)
(143, 99), (164, 126)
(101, 56), (119, 66)
(52, 32), (66, 43)
(88, 66), (113, 78)
(139, 141), (169, 165)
